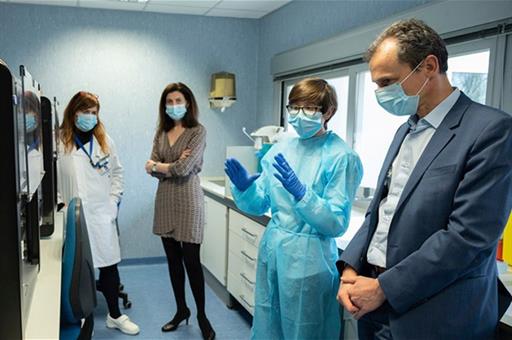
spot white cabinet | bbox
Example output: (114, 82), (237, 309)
(201, 196), (228, 286)
(227, 209), (265, 315)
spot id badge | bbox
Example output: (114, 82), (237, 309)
(97, 163), (111, 176)
(94, 154), (111, 176)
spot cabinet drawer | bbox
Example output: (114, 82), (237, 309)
(241, 241), (258, 263)
(228, 236), (257, 282)
(238, 293), (255, 315)
(228, 231), (243, 255)
(229, 231), (259, 263)
(240, 271), (256, 304)
(229, 210), (265, 248)
(227, 272), (255, 315)
(228, 251), (256, 293)
(240, 250), (257, 282)
(228, 250), (255, 280)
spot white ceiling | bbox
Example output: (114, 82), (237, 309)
(0, 0), (292, 19)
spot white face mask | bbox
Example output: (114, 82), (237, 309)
(375, 60), (429, 116)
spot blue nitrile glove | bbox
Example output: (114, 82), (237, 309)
(272, 153), (306, 201)
(224, 158), (260, 192)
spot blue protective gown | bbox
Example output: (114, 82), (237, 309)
(231, 131), (363, 340)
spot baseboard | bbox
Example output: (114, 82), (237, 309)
(118, 256), (167, 266)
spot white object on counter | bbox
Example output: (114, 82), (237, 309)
(249, 126), (284, 150)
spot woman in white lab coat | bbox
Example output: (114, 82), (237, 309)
(57, 91), (139, 335)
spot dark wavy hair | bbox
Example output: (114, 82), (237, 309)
(158, 82), (199, 132)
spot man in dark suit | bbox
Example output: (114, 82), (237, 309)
(337, 19), (512, 339)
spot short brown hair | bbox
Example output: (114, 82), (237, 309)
(288, 77), (337, 126)
(158, 82), (199, 132)
(60, 91), (109, 154)
(366, 19), (448, 73)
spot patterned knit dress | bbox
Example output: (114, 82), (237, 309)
(151, 124), (206, 244)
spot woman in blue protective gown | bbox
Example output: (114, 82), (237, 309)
(225, 78), (363, 340)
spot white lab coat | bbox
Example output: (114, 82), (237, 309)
(57, 134), (123, 268)
(27, 147), (44, 195)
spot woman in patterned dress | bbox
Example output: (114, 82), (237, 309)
(145, 82), (214, 340)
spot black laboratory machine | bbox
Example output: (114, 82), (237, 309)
(40, 96), (60, 237)
(0, 61), (45, 339)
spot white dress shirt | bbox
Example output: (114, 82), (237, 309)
(367, 88), (461, 268)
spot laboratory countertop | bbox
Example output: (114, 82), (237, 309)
(24, 210), (65, 340)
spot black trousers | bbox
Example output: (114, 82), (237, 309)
(98, 264), (121, 318)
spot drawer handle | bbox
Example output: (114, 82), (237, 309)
(239, 294), (254, 308)
(241, 227), (257, 239)
(240, 250), (256, 262)
(240, 272), (255, 285)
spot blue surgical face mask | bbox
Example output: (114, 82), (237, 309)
(166, 104), (187, 121)
(288, 111), (323, 139)
(76, 113), (98, 132)
(25, 113), (37, 133)
(375, 60), (429, 116)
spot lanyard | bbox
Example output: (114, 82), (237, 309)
(75, 135), (93, 160)
(74, 136), (109, 169)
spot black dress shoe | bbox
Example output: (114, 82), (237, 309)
(198, 315), (216, 340)
(161, 308), (191, 332)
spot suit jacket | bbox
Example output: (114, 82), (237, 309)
(339, 93), (512, 339)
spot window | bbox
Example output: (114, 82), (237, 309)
(447, 49), (490, 105)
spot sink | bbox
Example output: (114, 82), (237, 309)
(209, 179), (225, 187)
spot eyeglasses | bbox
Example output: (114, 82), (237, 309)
(286, 104), (322, 117)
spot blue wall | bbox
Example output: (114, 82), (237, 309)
(0, 3), (259, 259)
(0, 0), (429, 259)
(256, 0), (430, 126)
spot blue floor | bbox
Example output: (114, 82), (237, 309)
(93, 262), (252, 339)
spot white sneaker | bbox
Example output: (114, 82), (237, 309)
(106, 314), (140, 335)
